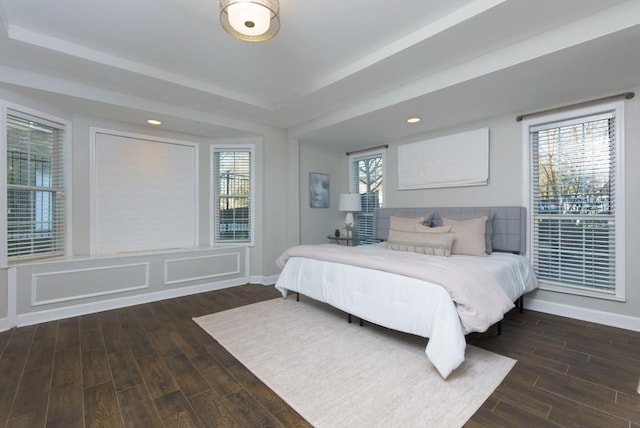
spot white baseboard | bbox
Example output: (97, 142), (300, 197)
(525, 297), (640, 332)
(251, 274), (278, 286)
(13, 278), (638, 333)
(15, 277), (248, 328)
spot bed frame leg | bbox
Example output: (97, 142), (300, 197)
(518, 296), (524, 314)
(347, 314), (363, 326)
(296, 292), (299, 302)
(497, 321), (502, 336)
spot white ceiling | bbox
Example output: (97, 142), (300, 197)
(1, 0), (639, 150)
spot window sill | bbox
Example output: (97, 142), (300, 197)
(5, 245), (251, 268)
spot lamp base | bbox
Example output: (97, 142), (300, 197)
(344, 212), (354, 229)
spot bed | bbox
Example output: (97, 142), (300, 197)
(275, 206), (538, 378)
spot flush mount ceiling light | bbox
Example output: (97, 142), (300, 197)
(146, 119), (162, 125)
(406, 117), (421, 124)
(219, 0), (280, 42)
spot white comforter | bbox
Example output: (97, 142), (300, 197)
(275, 245), (537, 378)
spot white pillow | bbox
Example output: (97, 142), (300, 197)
(415, 224), (452, 233)
(386, 229), (454, 256)
(442, 216), (488, 256)
(389, 216), (426, 232)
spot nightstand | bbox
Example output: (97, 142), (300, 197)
(327, 235), (360, 246)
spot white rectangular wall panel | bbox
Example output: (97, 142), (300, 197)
(165, 253), (241, 285)
(398, 128), (489, 189)
(92, 131), (197, 254)
(32, 263), (149, 305)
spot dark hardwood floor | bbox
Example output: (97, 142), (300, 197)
(0, 284), (638, 427)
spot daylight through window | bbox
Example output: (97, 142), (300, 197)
(212, 148), (253, 243)
(528, 106), (623, 297)
(5, 109), (66, 260)
(349, 149), (385, 243)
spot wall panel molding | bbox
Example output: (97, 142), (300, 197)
(164, 252), (241, 285)
(18, 277), (246, 328)
(31, 263), (149, 306)
(7, 246), (249, 329)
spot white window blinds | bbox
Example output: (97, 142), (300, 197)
(530, 111), (618, 294)
(6, 109), (66, 260)
(92, 131), (197, 254)
(397, 128), (489, 189)
(350, 150), (384, 243)
(212, 148), (252, 243)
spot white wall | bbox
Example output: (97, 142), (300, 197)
(0, 273), (7, 329)
(299, 144), (347, 244)
(259, 128), (296, 279)
(386, 117), (523, 208)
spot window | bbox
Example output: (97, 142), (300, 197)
(349, 149), (385, 242)
(212, 147), (254, 244)
(525, 102), (624, 299)
(91, 130), (198, 254)
(3, 107), (68, 262)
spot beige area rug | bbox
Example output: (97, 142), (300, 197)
(194, 297), (515, 428)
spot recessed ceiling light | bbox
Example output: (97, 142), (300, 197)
(406, 117), (421, 124)
(147, 119), (162, 125)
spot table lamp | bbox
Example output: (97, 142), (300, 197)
(338, 193), (362, 237)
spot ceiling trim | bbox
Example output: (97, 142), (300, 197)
(289, 0), (640, 139)
(274, 0), (507, 108)
(6, 23), (269, 109)
(0, 64), (276, 135)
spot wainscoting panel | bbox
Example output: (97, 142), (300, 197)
(9, 246), (251, 328)
(164, 252), (241, 285)
(32, 263), (149, 306)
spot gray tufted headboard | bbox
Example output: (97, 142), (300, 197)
(374, 206), (527, 254)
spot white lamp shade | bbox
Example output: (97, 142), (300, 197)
(227, 2), (271, 36)
(219, 0), (280, 42)
(338, 193), (362, 212)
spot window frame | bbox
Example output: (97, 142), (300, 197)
(521, 101), (625, 301)
(210, 144), (255, 246)
(89, 128), (199, 255)
(348, 148), (386, 242)
(1, 101), (72, 267)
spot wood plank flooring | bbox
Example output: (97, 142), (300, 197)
(0, 284), (638, 427)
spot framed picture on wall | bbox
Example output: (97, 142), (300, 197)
(309, 172), (330, 208)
